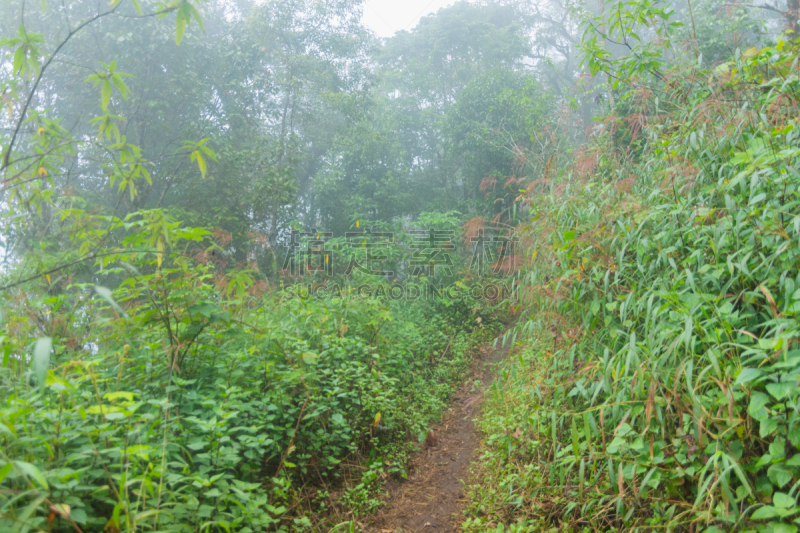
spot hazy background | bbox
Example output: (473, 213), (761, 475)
(362, 0), (457, 36)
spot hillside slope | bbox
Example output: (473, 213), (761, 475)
(465, 38), (800, 533)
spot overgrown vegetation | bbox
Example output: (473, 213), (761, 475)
(2, 0), (799, 531)
(0, 0), (515, 529)
(1, 246), (501, 530)
(465, 9), (800, 533)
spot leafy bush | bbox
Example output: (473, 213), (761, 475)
(0, 247), (501, 531)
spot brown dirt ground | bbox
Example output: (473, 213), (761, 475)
(363, 337), (510, 533)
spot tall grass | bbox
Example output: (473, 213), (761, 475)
(466, 36), (800, 532)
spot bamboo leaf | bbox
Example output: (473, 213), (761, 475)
(175, 12), (187, 45)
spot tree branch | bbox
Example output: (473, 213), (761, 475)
(0, 249), (162, 292)
(2, 3), (123, 170)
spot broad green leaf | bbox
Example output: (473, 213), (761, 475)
(0, 463), (12, 484)
(14, 460), (48, 489)
(767, 382), (794, 401)
(773, 492), (795, 509)
(768, 464), (793, 488)
(189, 303), (222, 318)
(748, 392), (770, 420)
(46, 370), (75, 392)
(32, 337), (51, 391)
(735, 368), (763, 386)
(125, 445), (152, 457)
(104, 391), (137, 402)
(760, 417), (779, 438)
(751, 506), (778, 519)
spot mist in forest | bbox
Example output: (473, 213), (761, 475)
(1, 0), (798, 531)
(1, 0), (784, 277)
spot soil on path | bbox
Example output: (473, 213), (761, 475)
(364, 338), (510, 533)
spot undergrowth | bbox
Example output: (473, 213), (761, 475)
(0, 263), (502, 531)
(465, 32), (800, 533)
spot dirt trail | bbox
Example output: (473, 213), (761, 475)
(365, 338), (510, 532)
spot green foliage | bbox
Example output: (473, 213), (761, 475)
(444, 68), (559, 215)
(0, 244), (500, 529)
(466, 24), (800, 533)
(0, 1), (506, 529)
(0, 25), (45, 79)
(4, 0), (791, 530)
(673, 0), (766, 64)
(579, 0), (684, 82)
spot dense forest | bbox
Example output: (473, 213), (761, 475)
(1, 0), (799, 531)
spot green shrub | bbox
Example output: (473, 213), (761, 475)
(0, 255), (501, 531)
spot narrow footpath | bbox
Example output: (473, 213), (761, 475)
(365, 338), (510, 532)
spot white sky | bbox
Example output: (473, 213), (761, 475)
(361, 0), (458, 37)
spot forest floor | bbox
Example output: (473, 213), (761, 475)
(363, 337), (510, 532)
